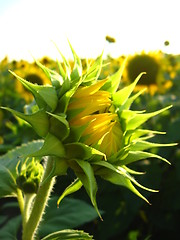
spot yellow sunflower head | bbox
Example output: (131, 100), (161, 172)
(123, 51), (172, 95)
(3, 43), (175, 218)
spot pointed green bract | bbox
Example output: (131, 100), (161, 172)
(27, 133), (65, 158)
(129, 140), (177, 151)
(75, 160), (102, 220)
(95, 164), (150, 204)
(1, 107), (49, 137)
(83, 52), (103, 83)
(35, 59), (64, 89)
(126, 105), (172, 130)
(101, 58), (127, 93)
(64, 142), (105, 161)
(113, 72), (146, 106)
(119, 150), (171, 165)
(57, 178), (83, 207)
(9, 71), (58, 111)
(47, 112), (70, 141)
(68, 40), (82, 81)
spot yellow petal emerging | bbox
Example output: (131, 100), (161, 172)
(68, 80), (123, 157)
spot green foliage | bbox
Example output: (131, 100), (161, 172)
(0, 197), (98, 239)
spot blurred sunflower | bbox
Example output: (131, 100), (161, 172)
(14, 60), (51, 102)
(123, 51), (172, 95)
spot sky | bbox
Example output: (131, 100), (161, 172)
(0, 0), (179, 61)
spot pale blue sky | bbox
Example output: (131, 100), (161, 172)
(0, 0), (179, 61)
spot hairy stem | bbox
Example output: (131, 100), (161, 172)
(22, 157), (55, 240)
(16, 188), (24, 215)
(23, 194), (35, 230)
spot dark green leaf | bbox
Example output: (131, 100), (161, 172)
(38, 197), (97, 238)
(41, 229), (93, 240)
(0, 216), (21, 240)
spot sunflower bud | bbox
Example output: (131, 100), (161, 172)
(16, 158), (44, 194)
(3, 42), (176, 217)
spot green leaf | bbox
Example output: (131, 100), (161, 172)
(1, 107), (49, 137)
(41, 229), (93, 240)
(27, 133), (65, 158)
(0, 140), (44, 198)
(9, 71), (58, 111)
(75, 160), (102, 219)
(0, 216), (21, 239)
(101, 58), (126, 93)
(113, 72), (145, 106)
(38, 197), (97, 239)
(57, 178), (83, 207)
(0, 164), (17, 197)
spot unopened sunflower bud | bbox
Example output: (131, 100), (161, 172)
(16, 158), (44, 194)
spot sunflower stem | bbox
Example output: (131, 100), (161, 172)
(22, 156), (55, 240)
(22, 194), (35, 231)
(16, 188), (24, 216)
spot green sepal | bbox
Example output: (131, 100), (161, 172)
(119, 150), (171, 165)
(94, 161), (157, 204)
(120, 88), (147, 111)
(122, 165), (145, 175)
(53, 41), (71, 80)
(75, 160), (102, 220)
(57, 81), (81, 113)
(41, 229), (94, 240)
(126, 105), (172, 131)
(68, 40), (82, 82)
(101, 58), (126, 93)
(82, 52), (103, 84)
(34, 59), (64, 89)
(27, 133), (65, 158)
(41, 157), (68, 186)
(130, 140), (177, 151)
(96, 166), (150, 204)
(53, 157), (68, 176)
(47, 112), (70, 141)
(57, 178), (83, 207)
(113, 72), (145, 106)
(124, 129), (166, 144)
(65, 142), (106, 161)
(1, 107), (49, 138)
(64, 125), (88, 143)
(9, 70), (58, 111)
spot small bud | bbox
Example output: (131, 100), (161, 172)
(16, 158), (44, 194)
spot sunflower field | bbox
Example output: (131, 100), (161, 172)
(0, 47), (180, 240)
